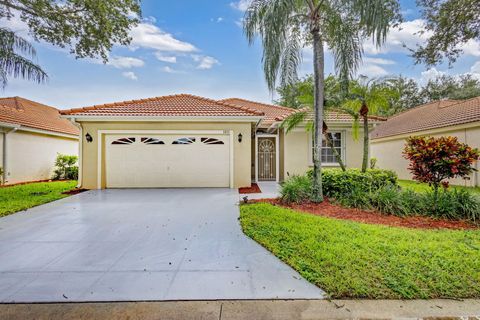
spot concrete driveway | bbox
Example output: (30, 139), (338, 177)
(0, 188), (324, 302)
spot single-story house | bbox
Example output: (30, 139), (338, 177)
(61, 94), (382, 189)
(371, 97), (480, 187)
(0, 97), (79, 185)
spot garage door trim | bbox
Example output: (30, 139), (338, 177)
(97, 130), (234, 189)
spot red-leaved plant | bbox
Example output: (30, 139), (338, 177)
(403, 136), (479, 211)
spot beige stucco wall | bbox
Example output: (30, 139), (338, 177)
(282, 126), (366, 178)
(4, 130), (78, 184)
(79, 121), (253, 189)
(371, 122), (480, 186)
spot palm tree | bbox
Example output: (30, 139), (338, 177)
(280, 75), (357, 171)
(341, 76), (398, 172)
(0, 28), (47, 88)
(244, 0), (400, 202)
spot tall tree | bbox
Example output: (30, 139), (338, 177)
(414, 0), (480, 65)
(378, 76), (422, 116)
(0, 0), (141, 85)
(420, 74), (480, 102)
(341, 77), (397, 172)
(244, 0), (400, 202)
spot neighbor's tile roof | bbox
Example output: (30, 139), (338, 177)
(0, 97), (79, 136)
(221, 98), (385, 127)
(61, 94), (264, 118)
(371, 98), (480, 140)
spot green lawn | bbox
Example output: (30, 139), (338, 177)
(398, 179), (480, 194)
(0, 181), (77, 217)
(240, 203), (480, 299)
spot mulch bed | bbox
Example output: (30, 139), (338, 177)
(250, 198), (477, 230)
(62, 188), (88, 195)
(239, 183), (262, 194)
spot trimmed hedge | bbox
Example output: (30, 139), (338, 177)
(307, 168), (398, 199)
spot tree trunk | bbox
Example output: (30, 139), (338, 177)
(323, 122), (346, 171)
(311, 28), (324, 202)
(360, 102), (369, 172)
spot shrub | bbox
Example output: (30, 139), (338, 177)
(0, 166), (3, 185)
(53, 154), (78, 180)
(317, 168), (397, 198)
(280, 175), (312, 204)
(283, 168), (397, 204)
(423, 189), (480, 222)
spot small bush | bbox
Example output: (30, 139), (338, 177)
(280, 175), (312, 204)
(423, 189), (480, 222)
(315, 168), (398, 198)
(53, 154), (78, 180)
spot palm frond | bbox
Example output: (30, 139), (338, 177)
(326, 15), (364, 92)
(280, 110), (309, 133)
(244, 0), (306, 91)
(0, 49), (47, 88)
(351, 0), (402, 47)
(0, 28), (36, 57)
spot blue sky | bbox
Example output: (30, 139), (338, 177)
(2, 0), (480, 109)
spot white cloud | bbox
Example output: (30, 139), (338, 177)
(192, 55), (220, 70)
(461, 40), (480, 57)
(235, 19), (244, 28)
(469, 61), (480, 80)
(161, 66), (183, 74)
(230, 0), (252, 11)
(0, 14), (31, 40)
(364, 19), (431, 55)
(420, 68), (446, 84)
(364, 19), (480, 58)
(122, 71), (138, 80)
(107, 56), (145, 69)
(357, 64), (389, 77)
(130, 22), (197, 52)
(211, 17), (224, 23)
(362, 57), (396, 65)
(155, 53), (177, 63)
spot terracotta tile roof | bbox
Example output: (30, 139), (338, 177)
(0, 97), (79, 136)
(61, 94), (264, 118)
(221, 98), (385, 127)
(371, 98), (480, 140)
(220, 98), (296, 127)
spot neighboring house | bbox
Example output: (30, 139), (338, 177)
(0, 97), (79, 185)
(371, 97), (480, 187)
(61, 94), (382, 189)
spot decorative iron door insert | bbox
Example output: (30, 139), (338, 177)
(258, 137), (276, 181)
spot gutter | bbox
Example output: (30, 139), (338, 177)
(0, 123), (21, 184)
(69, 119), (83, 188)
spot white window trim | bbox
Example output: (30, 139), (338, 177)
(308, 130), (346, 166)
(97, 130), (234, 189)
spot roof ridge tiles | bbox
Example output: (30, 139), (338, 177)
(60, 93), (265, 117)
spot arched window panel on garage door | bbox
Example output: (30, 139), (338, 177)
(201, 137), (224, 145)
(172, 137), (196, 145)
(111, 137), (136, 145)
(141, 137), (165, 145)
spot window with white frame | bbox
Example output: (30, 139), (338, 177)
(312, 132), (343, 164)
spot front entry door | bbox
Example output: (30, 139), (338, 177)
(257, 137), (276, 181)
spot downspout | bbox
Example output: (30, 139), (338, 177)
(69, 118), (82, 188)
(2, 125), (20, 184)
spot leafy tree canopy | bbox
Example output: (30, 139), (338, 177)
(0, 0), (141, 61)
(276, 73), (480, 116)
(414, 0), (480, 65)
(0, 0), (141, 86)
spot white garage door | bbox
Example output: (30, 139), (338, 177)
(105, 134), (230, 188)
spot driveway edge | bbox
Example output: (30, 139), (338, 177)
(1, 299), (479, 319)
